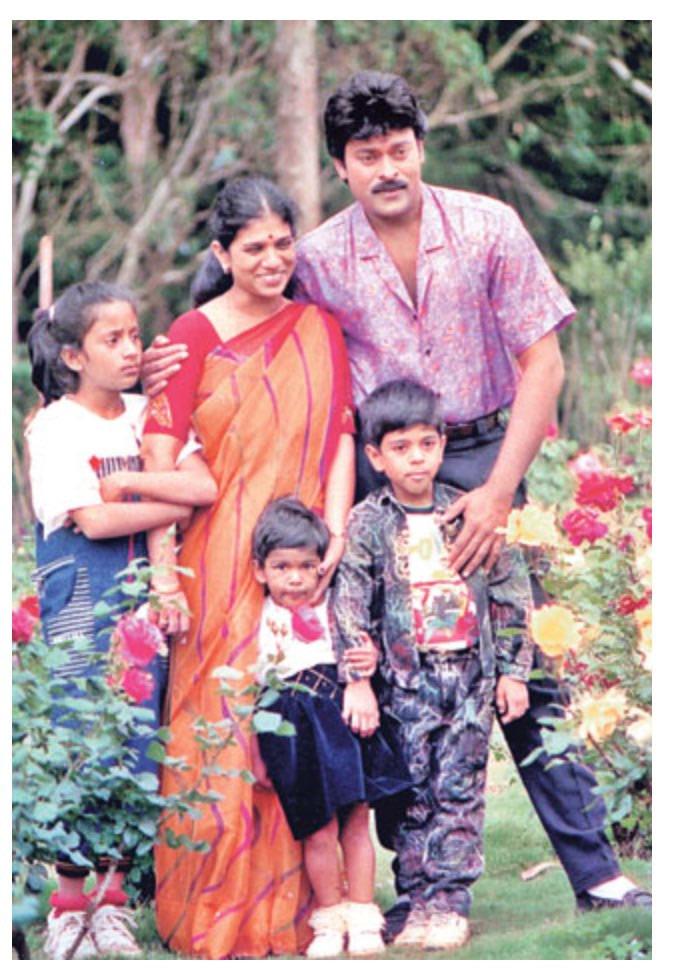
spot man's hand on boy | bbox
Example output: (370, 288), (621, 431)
(495, 675), (529, 724)
(141, 334), (189, 398)
(342, 679), (380, 737)
(343, 631), (379, 679)
(443, 483), (512, 576)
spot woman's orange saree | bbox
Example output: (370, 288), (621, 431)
(153, 303), (353, 958)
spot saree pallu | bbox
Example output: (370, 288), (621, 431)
(154, 303), (352, 958)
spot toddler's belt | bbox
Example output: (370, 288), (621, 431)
(287, 666), (341, 703)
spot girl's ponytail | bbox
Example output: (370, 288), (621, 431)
(26, 307), (72, 404)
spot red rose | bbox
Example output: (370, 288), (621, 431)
(574, 472), (633, 512)
(12, 607), (35, 644)
(121, 667), (155, 704)
(606, 411), (637, 434)
(614, 593), (649, 616)
(114, 612), (165, 666)
(629, 355), (652, 387)
(574, 472), (619, 512)
(561, 508), (609, 546)
(20, 594), (40, 619)
(88, 455), (103, 474)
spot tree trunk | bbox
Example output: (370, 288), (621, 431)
(118, 21), (161, 215)
(273, 21), (321, 235)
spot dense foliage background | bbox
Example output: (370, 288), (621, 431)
(13, 19), (651, 525)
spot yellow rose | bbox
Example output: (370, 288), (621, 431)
(506, 502), (560, 548)
(530, 604), (583, 658)
(577, 688), (628, 742)
(626, 709), (652, 746)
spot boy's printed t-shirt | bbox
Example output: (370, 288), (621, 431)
(405, 506), (479, 652)
(332, 483), (534, 691)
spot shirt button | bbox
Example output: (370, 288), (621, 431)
(424, 348), (432, 356)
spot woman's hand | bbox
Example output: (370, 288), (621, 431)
(342, 679), (380, 738)
(250, 734), (274, 790)
(312, 533), (345, 603)
(141, 334), (189, 398)
(150, 577), (191, 636)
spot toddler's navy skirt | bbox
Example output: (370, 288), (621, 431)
(256, 664), (412, 841)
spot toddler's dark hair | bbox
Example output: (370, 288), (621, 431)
(27, 281), (136, 404)
(324, 70), (427, 162)
(252, 496), (330, 565)
(358, 378), (444, 447)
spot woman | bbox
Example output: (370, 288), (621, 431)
(143, 178), (355, 958)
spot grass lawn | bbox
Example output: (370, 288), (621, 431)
(21, 734), (652, 961)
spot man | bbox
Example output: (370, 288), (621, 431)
(143, 70), (650, 922)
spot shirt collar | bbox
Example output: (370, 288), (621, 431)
(374, 479), (460, 512)
(351, 183), (446, 259)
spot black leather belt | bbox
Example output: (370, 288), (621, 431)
(443, 410), (501, 441)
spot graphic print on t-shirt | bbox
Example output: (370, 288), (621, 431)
(406, 510), (479, 652)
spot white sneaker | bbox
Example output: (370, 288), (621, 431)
(343, 901), (385, 956)
(44, 909), (97, 959)
(392, 907), (429, 948)
(90, 904), (141, 957)
(423, 911), (470, 951)
(306, 904), (346, 958)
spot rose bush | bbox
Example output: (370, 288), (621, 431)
(509, 356), (652, 858)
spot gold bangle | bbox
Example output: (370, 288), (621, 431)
(151, 581), (182, 595)
(329, 530), (346, 539)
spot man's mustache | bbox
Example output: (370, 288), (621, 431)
(372, 179), (408, 194)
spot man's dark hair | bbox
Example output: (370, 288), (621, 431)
(252, 496), (330, 565)
(324, 71), (428, 162)
(358, 379), (444, 448)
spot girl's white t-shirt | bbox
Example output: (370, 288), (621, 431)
(26, 393), (201, 537)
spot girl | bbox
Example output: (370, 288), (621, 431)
(250, 497), (412, 958)
(25, 281), (217, 959)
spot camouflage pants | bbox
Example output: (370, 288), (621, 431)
(386, 655), (496, 916)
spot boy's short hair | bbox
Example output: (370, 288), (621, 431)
(252, 496), (330, 565)
(324, 71), (428, 162)
(358, 379), (445, 447)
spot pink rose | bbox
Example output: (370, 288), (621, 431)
(629, 355), (652, 387)
(114, 612), (165, 666)
(642, 506), (652, 542)
(569, 451), (606, 481)
(561, 508), (609, 546)
(121, 667), (155, 704)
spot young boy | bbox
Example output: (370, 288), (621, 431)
(332, 379), (535, 952)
